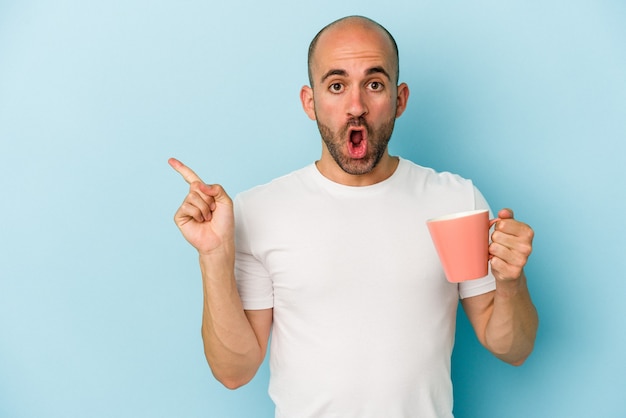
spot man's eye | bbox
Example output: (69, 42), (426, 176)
(370, 81), (383, 91)
(329, 83), (343, 93)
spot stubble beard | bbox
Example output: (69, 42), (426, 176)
(316, 116), (396, 176)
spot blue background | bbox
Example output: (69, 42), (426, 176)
(1, 1), (625, 417)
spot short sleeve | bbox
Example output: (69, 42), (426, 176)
(234, 195), (274, 310)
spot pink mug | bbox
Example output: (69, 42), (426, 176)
(426, 209), (499, 283)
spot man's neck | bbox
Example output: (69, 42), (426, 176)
(315, 154), (400, 187)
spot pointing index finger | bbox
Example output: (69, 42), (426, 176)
(168, 158), (204, 185)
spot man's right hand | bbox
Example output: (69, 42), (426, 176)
(168, 158), (234, 256)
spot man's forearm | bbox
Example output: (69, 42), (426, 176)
(198, 252), (264, 389)
(484, 272), (539, 365)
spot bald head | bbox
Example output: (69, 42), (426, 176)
(307, 16), (400, 87)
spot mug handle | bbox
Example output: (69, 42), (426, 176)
(489, 217), (501, 228)
(488, 217), (501, 260)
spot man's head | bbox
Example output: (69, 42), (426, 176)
(307, 16), (400, 88)
(301, 16), (409, 185)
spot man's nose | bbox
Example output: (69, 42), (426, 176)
(347, 88), (368, 118)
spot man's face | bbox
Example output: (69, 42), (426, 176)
(302, 21), (408, 178)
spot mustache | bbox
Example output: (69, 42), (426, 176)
(347, 117), (368, 128)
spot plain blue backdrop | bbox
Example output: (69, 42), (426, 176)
(1, 1), (625, 417)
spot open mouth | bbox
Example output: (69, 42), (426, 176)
(348, 127), (367, 159)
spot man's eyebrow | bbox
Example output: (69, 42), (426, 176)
(365, 66), (391, 80)
(320, 69), (348, 83)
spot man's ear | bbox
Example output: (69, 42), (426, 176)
(300, 85), (317, 121)
(395, 82), (410, 118)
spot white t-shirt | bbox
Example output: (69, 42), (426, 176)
(234, 158), (496, 417)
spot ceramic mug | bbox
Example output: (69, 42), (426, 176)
(426, 209), (499, 283)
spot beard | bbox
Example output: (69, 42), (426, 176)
(316, 115), (396, 176)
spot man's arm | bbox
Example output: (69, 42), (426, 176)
(169, 158), (271, 388)
(198, 253), (272, 388)
(462, 209), (539, 365)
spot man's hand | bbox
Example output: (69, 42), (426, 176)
(168, 158), (234, 256)
(489, 208), (534, 282)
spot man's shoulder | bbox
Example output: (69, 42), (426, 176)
(236, 164), (316, 201)
(398, 158), (473, 188)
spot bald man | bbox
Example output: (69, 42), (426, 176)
(170, 16), (538, 417)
